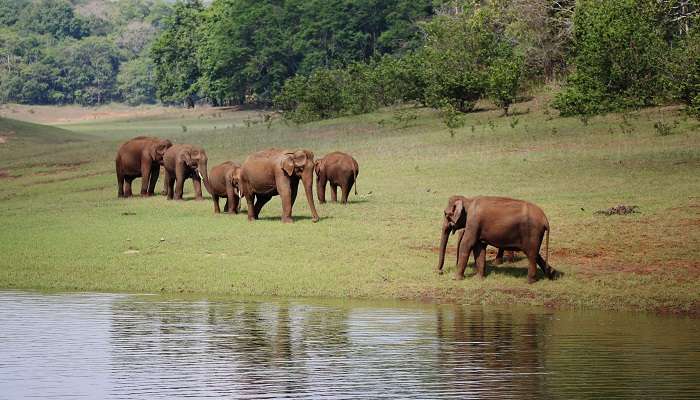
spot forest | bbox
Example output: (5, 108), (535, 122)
(1, 0), (699, 119)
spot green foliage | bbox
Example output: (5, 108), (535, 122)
(487, 58), (524, 115)
(439, 101), (465, 137)
(418, 6), (522, 113)
(117, 58), (157, 105)
(671, 30), (700, 117)
(0, 0), (171, 106)
(17, 0), (89, 39)
(151, 0), (203, 106)
(553, 0), (670, 116)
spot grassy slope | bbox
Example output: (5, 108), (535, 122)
(0, 101), (698, 314)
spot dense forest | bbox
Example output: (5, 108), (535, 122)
(1, 0), (699, 120)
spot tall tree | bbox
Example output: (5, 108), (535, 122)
(151, 0), (203, 106)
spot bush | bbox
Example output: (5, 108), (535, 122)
(553, 0), (669, 116)
(487, 58), (524, 115)
(671, 31), (700, 117)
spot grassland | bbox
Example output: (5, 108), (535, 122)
(0, 98), (698, 314)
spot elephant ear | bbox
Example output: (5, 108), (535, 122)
(314, 159), (323, 175)
(281, 154), (295, 176)
(183, 150), (193, 166)
(293, 150), (308, 168)
(449, 199), (464, 225)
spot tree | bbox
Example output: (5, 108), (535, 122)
(151, 0), (203, 106)
(117, 57), (157, 105)
(553, 0), (670, 116)
(17, 0), (89, 39)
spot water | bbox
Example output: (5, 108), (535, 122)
(0, 291), (698, 399)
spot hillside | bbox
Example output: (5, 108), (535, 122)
(0, 99), (698, 314)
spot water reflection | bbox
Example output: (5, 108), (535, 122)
(0, 291), (698, 399)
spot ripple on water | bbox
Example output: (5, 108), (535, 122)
(0, 291), (699, 399)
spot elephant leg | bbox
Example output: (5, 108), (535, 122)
(507, 251), (516, 263)
(290, 180), (299, 206)
(225, 184), (239, 214)
(164, 170), (174, 200)
(494, 248), (505, 265)
(213, 195), (221, 213)
(253, 194), (273, 219)
(193, 175), (203, 201)
(454, 229), (465, 269)
(245, 193), (256, 221)
(526, 251), (538, 284)
(277, 179), (294, 223)
(474, 242), (487, 278)
(124, 177), (134, 197)
(147, 165), (160, 195)
(330, 183), (338, 203)
(140, 161), (152, 196)
(174, 166), (185, 200)
(340, 181), (350, 204)
(316, 174), (327, 204)
(455, 230), (477, 280)
(117, 170), (125, 198)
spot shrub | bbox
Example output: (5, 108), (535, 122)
(553, 0), (669, 116)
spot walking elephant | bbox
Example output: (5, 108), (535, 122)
(314, 152), (359, 204)
(115, 136), (172, 198)
(239, 149), (320, 223)
(163, 144), (210, 201)
(436, 195), (516, 274)
(207, 161), (242, 214)
(450, 196), (556, 283)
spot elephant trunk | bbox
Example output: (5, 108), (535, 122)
(437, 220), (451, 272)
(302, 169), (320, 222)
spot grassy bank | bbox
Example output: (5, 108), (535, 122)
(1, 99), (698, 314)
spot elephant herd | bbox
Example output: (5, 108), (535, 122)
(115, 136), (557, 283)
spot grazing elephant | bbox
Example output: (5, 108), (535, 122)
(163, 144), (210, 201)
(437, 195), (515, 274)
(239, 149), (320, 223)
(452, 196), (556, 283)
(207, 161), (242, 214)
(115, 136), (172, 198)
(314, 151), (359, 204)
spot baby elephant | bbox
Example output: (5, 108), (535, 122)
(443, 195), (557, 283)
(437, 195), (515, 274)
(207, 161), (242, 214)
(314, 151), (359, 204)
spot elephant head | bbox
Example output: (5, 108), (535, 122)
(437, 195), (470, 273)
(183, 146), (212, 194)
(281, 149), (320, 222)
(150, 139), (172, 165)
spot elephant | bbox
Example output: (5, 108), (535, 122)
(437, 195), (516, 274)
(207, 161), (242, 214)
(314, 151), (359, 204)
(447, 196), (556, 283)
(163, 144), (210, 201)
(238, 148), (320, 223)
(115, 136), (172, 198)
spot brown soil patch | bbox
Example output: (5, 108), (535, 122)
(0, 169), (11, 179)
(30, 161), (91, 176)
(0, 131), (15, 144)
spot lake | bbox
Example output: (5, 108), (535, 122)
(0, 291), (698, 399)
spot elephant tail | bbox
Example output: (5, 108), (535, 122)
(353, 167), (358, 196)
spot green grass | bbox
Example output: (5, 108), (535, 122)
(1, 101), (698, 314)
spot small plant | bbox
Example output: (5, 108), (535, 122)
(487, 119), (496, 132)
(654, 120), (679, 136)
(439, 103), (464, 138)
(181, 125), (187, 132)
(509, 117), (519, 129)
(392, 108), (418, 128)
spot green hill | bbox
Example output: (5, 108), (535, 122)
(0, 117), (89, 145)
